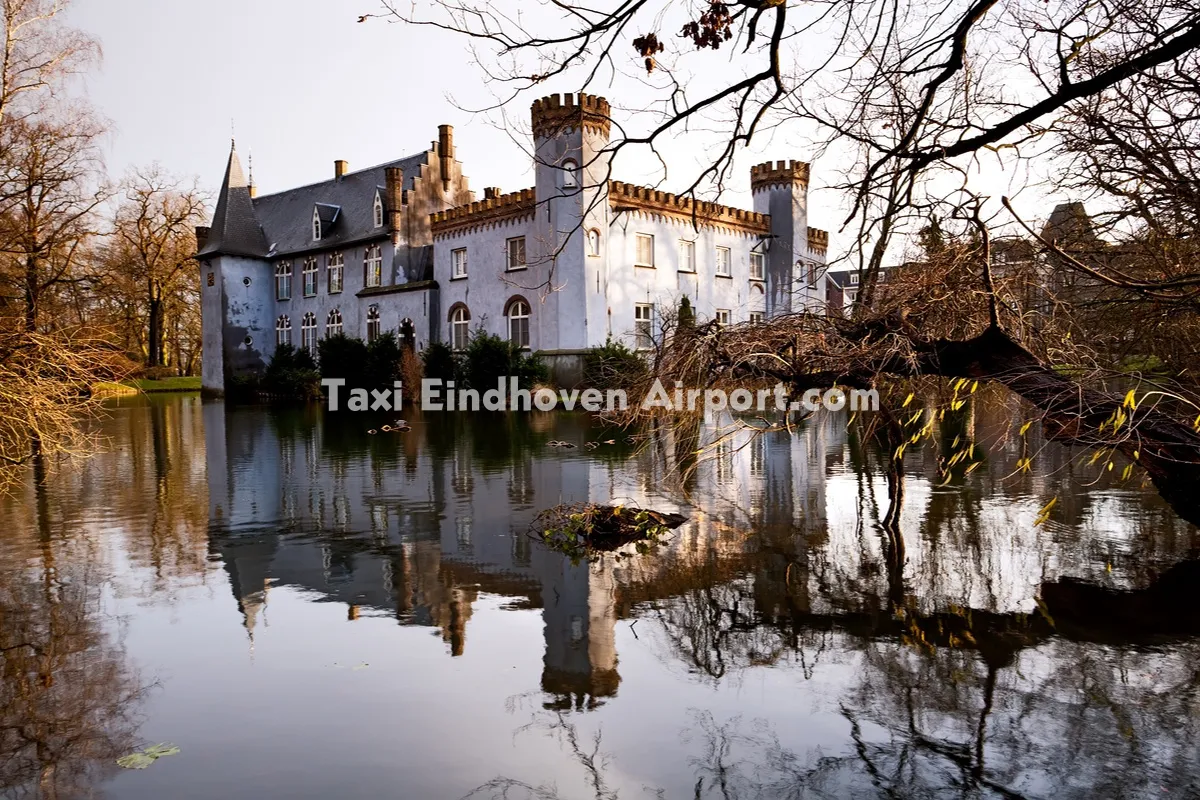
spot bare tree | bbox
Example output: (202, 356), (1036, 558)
(103, 166), (207, 369)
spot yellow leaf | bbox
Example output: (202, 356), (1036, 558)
(1034, 497), (1058, 527)
(902, 392), (914, 408)
(1019, 421), (1032, 436)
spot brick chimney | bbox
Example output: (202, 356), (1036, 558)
(194, 226), (210, 253)
(438, 125), (454, 190)
(483, 187), (501, 200)
(334, 160), (349, 179)
(384, 167), (405, 231)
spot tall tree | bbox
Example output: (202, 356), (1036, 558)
(105, 167), (206, 369)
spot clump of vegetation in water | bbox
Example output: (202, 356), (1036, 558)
(533, 503), (686, 561)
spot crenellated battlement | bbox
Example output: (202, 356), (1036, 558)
(531, 93), (612, 140)
(430, 187), (537, 236)
(750, 160), (810, 191)
(808, 227), (829, 252)
(609, 181), (770, 235)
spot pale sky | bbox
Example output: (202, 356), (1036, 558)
(65, 0), (1064, 258)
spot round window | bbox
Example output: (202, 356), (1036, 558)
(244, 336), (253, 346)
(243, 277), (252, 286)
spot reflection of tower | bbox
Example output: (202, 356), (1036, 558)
(540, 558), (619, 711)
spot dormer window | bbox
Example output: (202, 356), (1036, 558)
(562, 159), (578, 189)
(312, 203), (341, 242)
(312, 207), (322, 241)
(373, 192), (385, 228)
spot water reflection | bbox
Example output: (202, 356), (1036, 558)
(0, 393), (1196, 798)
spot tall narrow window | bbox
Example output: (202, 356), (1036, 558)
(635, 233), (654, 267)
(506, 237), (526, 271)
(587, 229), (600, 257)
(715, 246), (731, 277)
(373, 193), (385, 228)
(301, 313), (317, 352)
(326, 308), (343, 338)
(562, 159), (578, 188)
(365, 244), (383, 288)
(634, 303), (654, 350)
(452, 247), (467, 278)
(302, 258), (318, 297)
(678, 240), (696, 272)
(450, 306), (471, 351)
(327, 251), (344, 294)
(276, 315), (292, 346)
(275, 261), (292, 300)
(715, 309), (731, 327)
(312, 207), (322, 241)
(507, 299), (530, 349)
(366, 305), (381, 342)
(749, 252), (764, 281)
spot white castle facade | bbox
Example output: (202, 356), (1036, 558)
(196, 93), (829, 393)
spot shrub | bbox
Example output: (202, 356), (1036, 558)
(317, 334), (370, 385)
(422, 341), (459, 386)
(583, 337), (647, 389)
(400, 345), (424, 402)
(263, 344), (321, 399)
(677, 296), (696, 334)
(463, 331), (546, 391)
(365, 332), (404, 388)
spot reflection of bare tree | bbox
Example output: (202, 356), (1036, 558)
(0, 534), (147, 797)
(462, 712), (620, 800)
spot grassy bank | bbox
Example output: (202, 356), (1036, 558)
(93, 377), (202, 396)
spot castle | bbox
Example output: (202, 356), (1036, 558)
(196, 93), (829, 393)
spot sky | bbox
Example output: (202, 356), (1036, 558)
(64, 0), (1066, 259)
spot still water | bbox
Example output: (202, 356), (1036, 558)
(2, 394), (1198, 799)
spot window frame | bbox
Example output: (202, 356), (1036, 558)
(302, 257), (318, 297)
(301, 313), (317, 352)
(506, 298), (531, 350)
(276, 315), (292, 346)
(275, 261), (292, 300)
(635, 233), (655, 268)
(452, 247), (468, 279)
(634, 303), (654, 350)
(373, 193), (385, 228)
(749, 252), (765, 282)
(849, 272), (859, 285)
(586, 229), (601, 257)
(327, 251), (344, 294)
(506, 237), (527, 272)
(748, 311), (765, 325)
(366, 304), (381, 342)
(450, 305), (471, 352)
(715, 309), (731, 327)
(364, 244), (383, 288)
(312, 207), (322, 241)
(678, 239), (696, 273)
(325, 308), (343, 339)
(562, 159), (578, 189)
(715, 246), (732, 277)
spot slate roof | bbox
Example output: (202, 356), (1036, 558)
(1041, 202), (1097, 245)
(197, 146), (270, 258)
(251, 153), (429, 257)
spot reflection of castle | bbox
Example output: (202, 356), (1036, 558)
(202, 405), (833, 707)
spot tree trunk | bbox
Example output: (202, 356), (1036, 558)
(147, 295), (162, 367)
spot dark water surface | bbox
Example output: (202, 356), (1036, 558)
(2, 394), (1199, 799)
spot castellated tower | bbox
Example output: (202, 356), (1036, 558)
(751, 160), (825, 314)
(531, 93), (613, 361)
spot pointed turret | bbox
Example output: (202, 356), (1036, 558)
(198, 143), (269, 258)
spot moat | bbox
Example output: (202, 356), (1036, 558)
(2, 394), (1197, 799)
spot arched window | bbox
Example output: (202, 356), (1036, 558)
(562, 159), (578, 189)
(312, 207), (322, 241)
(373, 192), (385, 228)
(506, 297), (531, 349)
(449, 305), (470, 351)
(301, 313), (317, 352)
(275, 262), (292, 300)
(587, 228), (600, 257)
(366, 305), (381, 342)
(276, 315), (292, 346)
(326, 308), (343, 338)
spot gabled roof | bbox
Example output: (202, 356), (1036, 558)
(197, 144), (269, 259)
(1041, 202), (1097, 245)
(251, 153), (428, 257)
